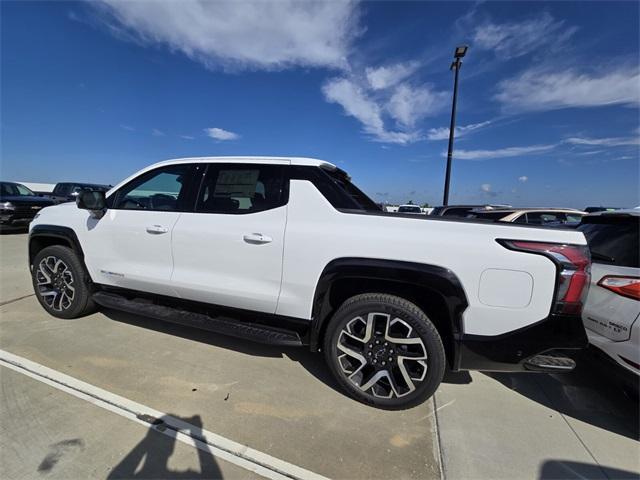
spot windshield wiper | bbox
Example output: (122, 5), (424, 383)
(590, 251), (615, 263)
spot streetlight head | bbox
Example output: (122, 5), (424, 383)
(454, 45), (468, 58)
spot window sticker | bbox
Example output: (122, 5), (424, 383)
(214, 170), (260, 197)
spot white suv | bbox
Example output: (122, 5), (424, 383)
(578, 209), (639, 394)
(29, 157), (591, 409)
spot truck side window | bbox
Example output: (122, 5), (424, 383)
(113, 164), (194, 211)
(196, 164), (286, 214)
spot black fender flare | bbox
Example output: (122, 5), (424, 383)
(309, 258), (469, 362)
(29, 224), (85, 266)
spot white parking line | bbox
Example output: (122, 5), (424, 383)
(0, 349), (329, 480)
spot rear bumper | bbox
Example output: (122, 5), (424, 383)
(455, 313), (588, 372)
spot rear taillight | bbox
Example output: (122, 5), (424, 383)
(598, 276), (640, 301)
(499, 240), (591, 315)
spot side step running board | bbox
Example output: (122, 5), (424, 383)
(92, 291), (303, 347)
(524, 353), (576, 372)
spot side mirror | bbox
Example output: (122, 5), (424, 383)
(77, 190), (106, 218)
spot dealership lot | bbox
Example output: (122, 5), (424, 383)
(1, 232), (638, 479)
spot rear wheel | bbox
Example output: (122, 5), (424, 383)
(323, 293), (446, 410)
(31, 245), (96, 319)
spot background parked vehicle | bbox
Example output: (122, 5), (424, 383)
(584, 206), (622, 213)
(429, 204), (511, 217)
(397, 204), (423, 214)
(466, 208), (586, 225)
(48, 182), (111, 204)
(578, 209), (639, 396)
(0, 181), (54, 227)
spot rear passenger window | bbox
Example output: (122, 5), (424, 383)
(196, 164), (286, 214)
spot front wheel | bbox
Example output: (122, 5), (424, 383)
(31, 245), (96, 319)
(323, 293), (446, 410)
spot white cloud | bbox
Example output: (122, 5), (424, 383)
(451, 144), (555, 161)
(518, 176), (528, 183)
(386, 84), (447, 128)
(365, 62), (418, 90)
(480, 183), (498, 197)
(495, 67), (640, 112)
(565, 136), (640, 147)
(119, 124), (134, 131)
(93, 0), (359, 71)
(204, 127), (240, 141)
(322, 77), (420, 144)
(180, 135), (195, 140)
(473, 12), (577, 60)
(151, 128), (165, 136)
(427, 121), (491, 141)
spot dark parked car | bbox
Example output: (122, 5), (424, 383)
(429, 204), (511, 217)
(584, 206), (622, 213)
(0, 182), (55, 227)
(48, 182), (111, 204)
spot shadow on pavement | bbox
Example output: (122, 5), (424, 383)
(0, 226), (28, 235)
(107, 414), (222, 479)
(539, 459), (639, 480)
(101, 308), (343, 394)
(485, 351), (639, 441)
(101, 308), (469, 401)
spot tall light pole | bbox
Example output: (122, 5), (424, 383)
(442, 45), (468, 206)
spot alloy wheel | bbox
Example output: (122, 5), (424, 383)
(36, 256), (75, 311)
(336, 312), (428, 398)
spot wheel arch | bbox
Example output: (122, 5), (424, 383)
(29, 225), (85, 267)
(309, 258), (469, 369)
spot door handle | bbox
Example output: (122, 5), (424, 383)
(146, 225), (169, 234)
(243, 233), (273, 244)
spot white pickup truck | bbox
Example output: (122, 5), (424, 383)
(29, 157), (590, 409)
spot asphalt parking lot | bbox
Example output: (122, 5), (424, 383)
(1, 231), (638, 479)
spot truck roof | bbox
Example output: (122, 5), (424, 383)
(150, 156), (337, 169)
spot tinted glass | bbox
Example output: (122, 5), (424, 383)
(1, 182), (34, 196)
(114, 164), (193, 211)
(513, 214), (527, 224)
(526, 212), (565, 224)
(468, 211), (513, 221)
(442, 207), (474, 217)
(578, 216), (639, 268)
(196, 164), (285, 214)
(16, 183), (34, 196)
(323, 169), (380, 212)
(54, 183), (72, 195)
(398, 206), (422, 213)
(566, 213), (585, 223)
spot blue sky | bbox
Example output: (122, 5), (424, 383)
(1, 1), (638, 208)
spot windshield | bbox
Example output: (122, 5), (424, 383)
(0, 182), (35, 197)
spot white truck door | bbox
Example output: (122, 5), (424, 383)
(83, 163), (198, 297)
(171, 162), (288, 313)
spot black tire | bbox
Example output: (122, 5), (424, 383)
(31, 245), (96, 319)
(323, 293), (446, 410)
